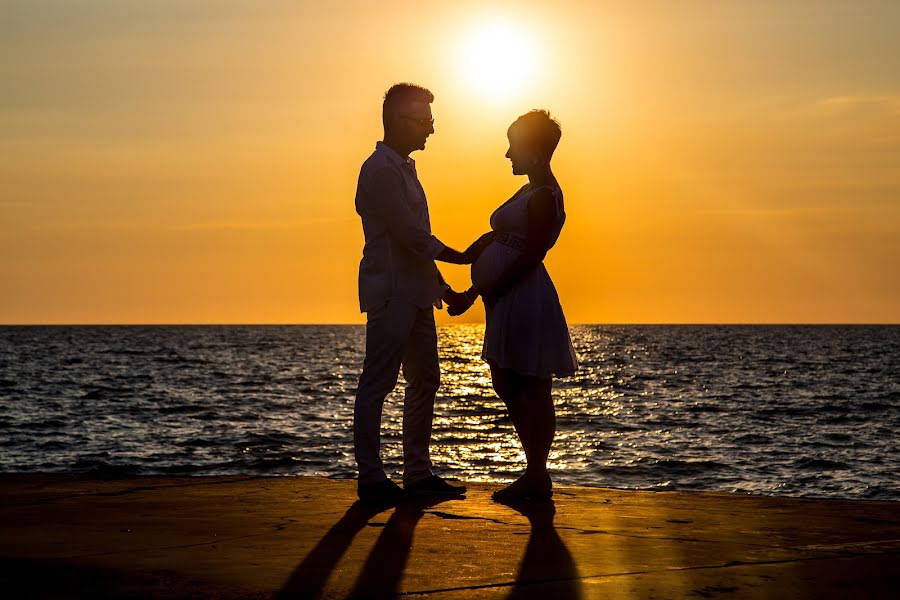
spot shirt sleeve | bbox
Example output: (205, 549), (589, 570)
(433, 269), (450, 309)
(366, 166), (446, 260)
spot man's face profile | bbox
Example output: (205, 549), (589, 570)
(398, 101), (434, 152)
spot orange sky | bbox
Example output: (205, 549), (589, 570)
(2, 1), (899, 324)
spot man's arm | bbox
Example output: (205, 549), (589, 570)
(436, 246), (469, 264)
(367, 167), (469, 264)
(463, 231), (496, 263)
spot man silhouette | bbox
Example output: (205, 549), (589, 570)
(353, 83), (472, 504)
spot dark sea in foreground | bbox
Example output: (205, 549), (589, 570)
(1, 325), (898, 500)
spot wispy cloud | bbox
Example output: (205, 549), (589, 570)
(31, 218), (356, 233)
(812, 94), (900, 119)
(169, 218), (356, 232)
(695, 207), (857, 219)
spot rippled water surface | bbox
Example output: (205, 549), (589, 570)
(1, 325), (898, 500)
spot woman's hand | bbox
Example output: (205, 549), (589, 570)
(463, 231), (496, 264)
(447, 287), (478, 316)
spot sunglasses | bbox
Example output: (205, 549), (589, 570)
(402, 116), (435, 127)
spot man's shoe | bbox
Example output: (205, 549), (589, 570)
(357, 479), (405, 506)
(405, 475), (467, 496)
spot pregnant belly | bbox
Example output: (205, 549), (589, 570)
(471, 241), (521, 291)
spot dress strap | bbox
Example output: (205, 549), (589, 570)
(529, 185), (564, 214)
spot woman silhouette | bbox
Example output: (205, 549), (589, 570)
(457, 110), (578, 500)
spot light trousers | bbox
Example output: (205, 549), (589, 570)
(353, 300), (439, 485)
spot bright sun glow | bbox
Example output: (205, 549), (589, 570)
(458, 20), (537, 102)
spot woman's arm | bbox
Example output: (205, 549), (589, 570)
(479, 188), (556, 306)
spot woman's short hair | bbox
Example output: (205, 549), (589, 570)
(383, 83), (434, 132)
(511, 109), (562, 159)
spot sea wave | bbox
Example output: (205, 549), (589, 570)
(1, 324), (898, 500)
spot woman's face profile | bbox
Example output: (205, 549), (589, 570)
(505, 125), (533, 176)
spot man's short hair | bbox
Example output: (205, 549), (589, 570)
(383, 83), (434, 132)
(512, 109), (562, 159)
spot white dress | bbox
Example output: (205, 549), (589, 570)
(471, 184), (578, 379)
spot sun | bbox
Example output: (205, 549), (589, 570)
(458, 20), (538, 103)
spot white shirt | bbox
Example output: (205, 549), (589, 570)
(355, 142), (447, 313)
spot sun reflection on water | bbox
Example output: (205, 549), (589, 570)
(375, 324), (606, 484)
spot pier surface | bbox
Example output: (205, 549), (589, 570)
(1, 474), (899, 598)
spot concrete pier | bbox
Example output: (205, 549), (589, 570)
(1, 474), (898, 598)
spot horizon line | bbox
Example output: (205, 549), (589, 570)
(2, 322), (899, 327)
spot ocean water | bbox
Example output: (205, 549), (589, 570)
(1, 325), (898, 500)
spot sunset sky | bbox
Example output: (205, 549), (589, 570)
(2, 0), (899, 324)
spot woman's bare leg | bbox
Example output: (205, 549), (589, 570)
(491, 367), (555, 498)
(521, 375), (555, 493)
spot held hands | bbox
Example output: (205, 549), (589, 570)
(444, 287), (478, 317)
(443, 232), (493, 315)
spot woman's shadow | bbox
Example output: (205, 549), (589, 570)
(498, 498), (583, 600)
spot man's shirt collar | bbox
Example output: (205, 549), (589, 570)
(376, 141), (415, 169)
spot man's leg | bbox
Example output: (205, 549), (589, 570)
(400, 307), (440, 485)
(354, 301), (418, 485)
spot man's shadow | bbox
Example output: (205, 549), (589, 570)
(276, 495), (459, 600)
(498, 498), (583, 600)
